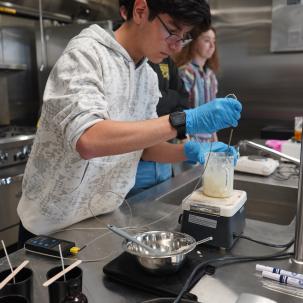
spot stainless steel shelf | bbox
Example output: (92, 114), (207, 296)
(0, 63), (27, 74)
(0, 1), (72, 23)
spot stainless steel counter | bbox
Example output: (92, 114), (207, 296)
(0, 165), (301, 303)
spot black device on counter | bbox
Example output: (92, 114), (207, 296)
(103, 251), (215, 299)
(180, 207), (246, 250)
(179, 190), (247, 250)
(24, 235), (75, 257)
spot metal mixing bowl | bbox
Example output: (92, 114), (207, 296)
(123, 231), (196, 274)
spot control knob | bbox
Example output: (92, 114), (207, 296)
(14, 146), (31, 161)
(0, 150), (8, 162)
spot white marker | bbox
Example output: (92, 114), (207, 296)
(262, 271), (303, 289)
(256, 264), (303, 281)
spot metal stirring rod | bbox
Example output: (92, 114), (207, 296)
(225, 93), (237, 155)
(227, 128), (234, 152)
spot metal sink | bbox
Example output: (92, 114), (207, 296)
(234, 178), (297, 225)
(155, 168), (298, 226)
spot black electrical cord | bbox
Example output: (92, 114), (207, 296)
(272, 164), (299, 181)
(172, 251), (294, 303)
(233, 234), (295, 249)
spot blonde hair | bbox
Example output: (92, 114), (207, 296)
(173, 26), (219, 73)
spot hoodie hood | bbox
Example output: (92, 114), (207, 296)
(72, 24), (148, 67)
(59, 23), (157, 118)
(64, 24), (152, 107)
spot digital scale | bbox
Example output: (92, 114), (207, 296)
(235, 155), (279, 176)
(180, 188), (247, 249)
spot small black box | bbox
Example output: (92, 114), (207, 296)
(180, 190), (247, 249)
(25, 235), (75, 257)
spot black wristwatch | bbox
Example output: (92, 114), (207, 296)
(169, 111), (186, 140)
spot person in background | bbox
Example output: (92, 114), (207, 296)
(118, 0), (190, 195)
(17, 0), (242, 247)
(174, 26), (219, 142)
(130, 57), (191, 195)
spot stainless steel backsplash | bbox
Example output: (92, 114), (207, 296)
(210, 0), (303, 142)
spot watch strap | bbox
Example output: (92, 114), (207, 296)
(176, 125), (186, 140)
(169, 112), (187, 140)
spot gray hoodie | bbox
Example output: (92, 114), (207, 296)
(17, 25), (160, 234)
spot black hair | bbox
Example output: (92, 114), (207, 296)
(118, 0), (132, 19)
(119, 0), (211, 30)
(119, 0), (130, 6)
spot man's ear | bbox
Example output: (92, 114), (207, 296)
(133, 0), (149, 25)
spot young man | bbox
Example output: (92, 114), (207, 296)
(17, 0), (242, 243)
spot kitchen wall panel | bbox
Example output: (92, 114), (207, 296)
(210, 0), (303, 142)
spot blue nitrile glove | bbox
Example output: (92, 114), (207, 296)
(184, 141), (239, 165)
(184, 98), (242, 135)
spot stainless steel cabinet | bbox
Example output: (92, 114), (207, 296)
(0, 166), (24, 247)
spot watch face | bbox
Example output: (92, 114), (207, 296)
(171, 112), (186, 127)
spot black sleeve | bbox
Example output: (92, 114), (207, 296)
(149, 58), (189, 117)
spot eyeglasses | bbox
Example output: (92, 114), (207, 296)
(156, 15), (192, 47)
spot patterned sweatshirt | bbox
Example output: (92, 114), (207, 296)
(17, 25), (160, 234)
